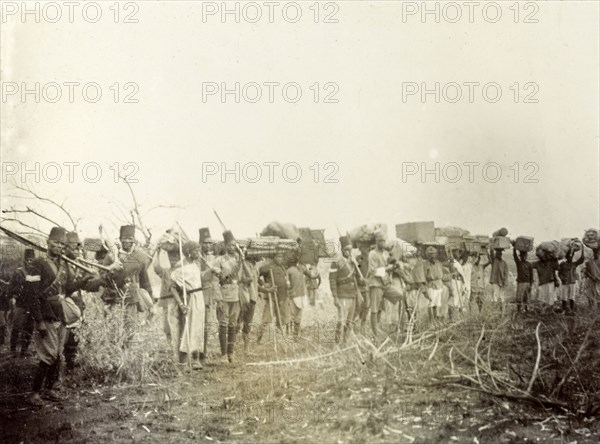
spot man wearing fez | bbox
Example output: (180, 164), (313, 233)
(101, 225), (153, 346)
(28, 227), (98, 405)
(9, 248), (36, 357)
(214, 231), (241, 363)
(199, 227), (220, 360)
(329, 236), (363, 343)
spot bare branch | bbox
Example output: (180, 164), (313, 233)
(1, 207), (63, 227)
(0, 218), (47, 236)
(118, 174), (151, 243)
(143, 204), (187, 216)
(10, 181), (77, 230)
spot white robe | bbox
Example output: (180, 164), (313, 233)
(171, 261), (205, 354)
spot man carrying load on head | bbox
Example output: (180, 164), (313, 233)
(329, 236), (362, 343)
(424, 246), (444, 323)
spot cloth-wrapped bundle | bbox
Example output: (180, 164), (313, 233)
(261, 222), (300, 240)
(385, 237), (417, 260)
(560, 238), (581, 255)
(435, 226), (470, 237)
(383, 285), (403, 304)
(536, 241), (562, 261)
(492, 227), (509, 237)
(582, 229), (600, 249)
(349, 223), (387, 243)
(156, 229), (187, 252)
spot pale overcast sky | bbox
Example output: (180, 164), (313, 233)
(1, 1), (598, 243)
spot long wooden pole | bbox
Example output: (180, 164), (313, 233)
(178, 231), (192, 369)
(0, 225), (98, 274)
(269, 269), (284, 335)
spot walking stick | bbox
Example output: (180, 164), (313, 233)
(177, 231), (192, 369)
(267, 288), (277, 354)
(269, 269), (284, 335)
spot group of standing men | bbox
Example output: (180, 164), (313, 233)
(153, 227), (322, 368)
(328, 232), (600, 340)
(0, 224), (154, 406)
(2, 223), (600, 407)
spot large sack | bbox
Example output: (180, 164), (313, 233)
(349, 223), (387, 243)
(383, 285), (403, 304)
(261, 222), (300, 240)
(492, 228), (509, 237)
(61, 296), (82, 325)
(560, 238), (581, 257)
(536, 241), (561, 260)
(386, 237), (417, 260)
(396, 221), (435, 244)
(582, 229), (600, 249)
(156, 231), (181, 252)
(435, 226), (469, 237)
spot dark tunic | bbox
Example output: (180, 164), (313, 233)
(259, 263), (288, 299)
(101, 247), (153, 304)
(28, 256), (79, 323)
(329, 256), (360, 299)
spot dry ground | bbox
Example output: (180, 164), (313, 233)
(1, 289), (599, 444)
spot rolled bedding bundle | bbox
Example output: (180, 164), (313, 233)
(260, 222), (300, 240)
(582, 229), (600, 249)
(536, 240), (562, 261)
(385, 237), (417, 260)
(349, 223), (387, 243)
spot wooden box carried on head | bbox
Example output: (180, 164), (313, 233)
(515, 236), (534, 252)
(395, 221), (435, 244)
